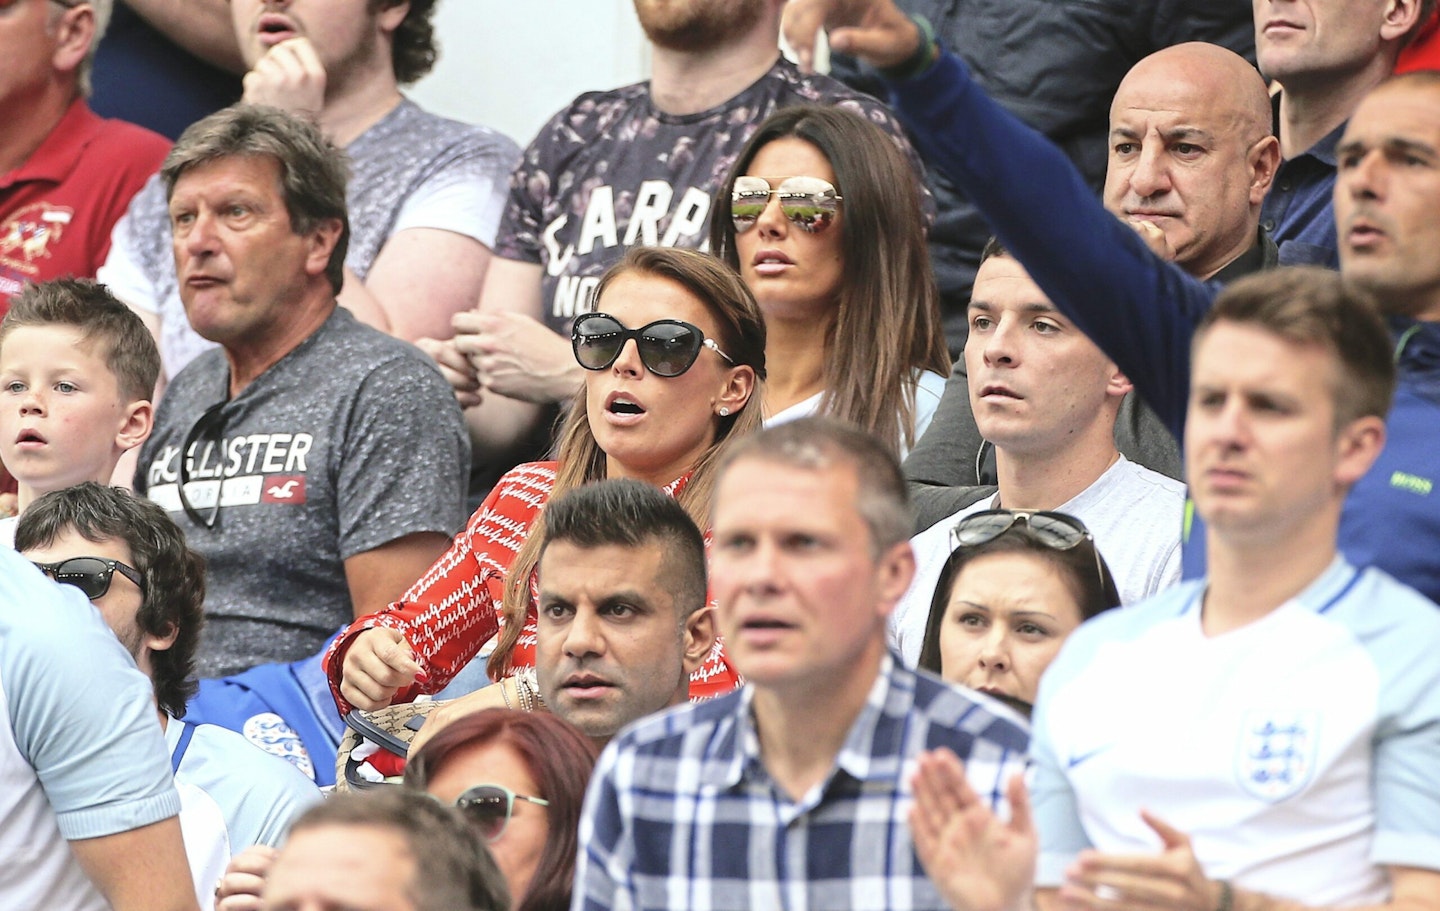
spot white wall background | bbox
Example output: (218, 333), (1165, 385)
(408, 1), (651, 147)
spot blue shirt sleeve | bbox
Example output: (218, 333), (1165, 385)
(572, 739), (634, 911)
(1, 553), (181, 840)
(886, 52), (1222, 440)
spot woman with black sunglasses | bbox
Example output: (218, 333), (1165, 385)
(709, 105), (950, 459)
(917, 510), (1121, 717)
(324, 247), (765, 714)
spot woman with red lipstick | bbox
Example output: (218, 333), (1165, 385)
(709, 106), (949, 459)
(917, 510), (1120, 717)
(325, 247), (765, 715)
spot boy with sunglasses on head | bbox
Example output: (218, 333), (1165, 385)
(888, 242), (1184, 666)
(0, 277), (159, 548)
(16, 482), (321, 908)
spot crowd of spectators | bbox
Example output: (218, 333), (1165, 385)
(3, 0), (1439, 909)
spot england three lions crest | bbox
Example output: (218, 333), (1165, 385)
(1235, 710), (1320, 802)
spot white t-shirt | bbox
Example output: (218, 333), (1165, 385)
(0, 516), (15, 549)
(890, 454), (1184, 666)
(1032, 558), (1440, 902)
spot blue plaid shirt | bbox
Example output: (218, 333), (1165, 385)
(572, 654), (1031, 911)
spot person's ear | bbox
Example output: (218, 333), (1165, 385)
(680, 605), (717, 674)
(375, 0), (411, 36)
(49, 4), (96, 78)
(874, 540), (916, 620)
(1105, 364), (1134, 399)
(714, 364), (756, 419)
(144, 622), (179, 655)
(304, 217), (344, 279)
(1379, 0), (1424, 43)
(1332, 414), (1386, 489)
(116, 400), (155, 452)
(1248, 135), (1282, 206)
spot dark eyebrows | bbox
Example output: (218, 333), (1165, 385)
(1108, 125), (1215, 145)
(1338, 136), (1439, 160)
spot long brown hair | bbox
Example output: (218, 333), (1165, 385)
(488, 247), (767, 678)
(709, 105), (949, 457)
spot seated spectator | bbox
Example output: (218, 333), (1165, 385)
(0, 278), (158, 547)
(407, 709), (597, 911)
(134, 105), (471, 676)
(17, 482), (321, 907)
(889, 244), (1183, 665)
(708, 105), (949, 458)
(572, 418), (1030, 910)
(328, 247), (765, 713)
(408, 478), (718, 753)
(914, 270), (1440, 911)
(259, 789), (509, 911)
(428, 0), (925, 494)
(99, 0), (519, 382)
(916, 509), (1119, 718)
(1, 550), (196, 911)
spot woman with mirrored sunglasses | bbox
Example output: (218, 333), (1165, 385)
(709, 105), (950, 460)
(405, 708), (596, 911)
(327, 247), (767, 715)
(916, 510), (1121, 718)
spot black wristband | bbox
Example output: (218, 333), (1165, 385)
(878, 14), (938, 82)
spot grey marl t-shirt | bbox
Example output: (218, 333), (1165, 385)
(136, 308), (470, 676)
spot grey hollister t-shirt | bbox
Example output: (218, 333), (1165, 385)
(495, 57), (929, 335)
(101, 99), (520, 378)
(136, 308), (470, 676)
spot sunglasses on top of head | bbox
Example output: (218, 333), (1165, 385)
(949, 509), (1106, 587)
(730, 175), (843, 234)
(32, 556), (147, 601)
(453, 783), (549, 843)
(572, 312), (735, 377)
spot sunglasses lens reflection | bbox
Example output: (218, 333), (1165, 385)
(458, 788), (509, 842)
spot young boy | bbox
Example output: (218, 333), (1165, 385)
(0, 278), (159, 547)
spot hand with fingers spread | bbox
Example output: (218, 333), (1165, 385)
(782, 0), (922, 73)
(215, 844), (279, 911)
(910, 748), (1037, 911)
(1059, 812), (1219, 911)
(339, 627), (426, 711)
(415, 336), (483, 408)
(242, 36), (327, 120)
(451, 310), (583, 405)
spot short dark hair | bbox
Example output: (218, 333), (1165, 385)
(717, 417), (912, 556)
(917, 518), (1121, 677)
(285, 789), (510, 911)
(539, 479), (708, 617)
(405, 708), (597, 911)
(1195, 267), (1396, 428)
(162, 105), (351, 294)
(372, 0), (439, 85)
(15, 483), (205, 718)
(0, 278), (159, 403)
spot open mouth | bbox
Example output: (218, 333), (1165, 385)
(257, 14), (298, 43)
(16, 429), (45, 445)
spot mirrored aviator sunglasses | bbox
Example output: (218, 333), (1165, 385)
(32, 556), (146, 601)
(571, 312), (734, 377)
(453, 784), (549, 843)
(730, 175), (843, 234)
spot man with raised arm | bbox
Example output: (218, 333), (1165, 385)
(784, 0), (1440, 603)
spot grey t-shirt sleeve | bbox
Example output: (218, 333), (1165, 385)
(335, 354), (471, 557)
(2, 556), (180, 840)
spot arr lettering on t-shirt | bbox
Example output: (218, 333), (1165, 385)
(145, 431), (313, 513)
(543, 180), (713, 322)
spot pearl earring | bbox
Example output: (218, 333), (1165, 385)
(718, 407), (730, 417)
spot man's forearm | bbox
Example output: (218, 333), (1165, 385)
(121, 0), (246, 73)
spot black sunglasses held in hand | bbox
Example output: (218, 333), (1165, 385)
(731, 175), (843, 234)
(454, 784), (549, 843)
(572, 312), (734, 377)
(32, 556), (147, 600)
